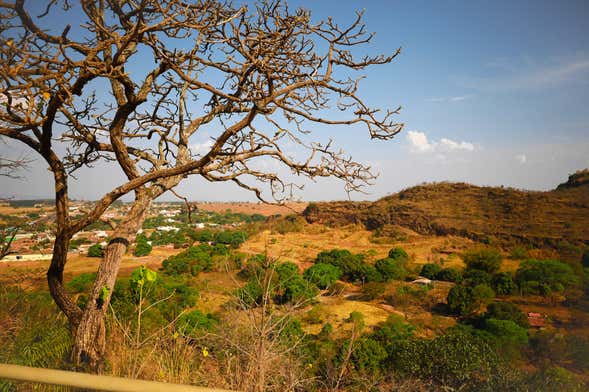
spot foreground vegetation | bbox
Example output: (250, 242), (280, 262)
(2, 214), (588, 391)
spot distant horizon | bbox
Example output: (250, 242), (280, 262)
(4, 167), (584, 203)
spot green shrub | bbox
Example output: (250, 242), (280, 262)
(280, 276), (318, 304)
(447, 285), (475, 316)
(472, 284), (495, 308)
(447, 284), (494, 316)
(484, 301), (528, 328)
(351, 337), (387, 375)
(303, 263), (342, 289)
(314, 249), (370, 282)
(66, 272), (97, 293)
(236, 280), (263, 307)
(214, 230), (247, 248)
(133, 234), (152, 257)
(515, 259), (579, 295)
(87, 243), (103, 257)
(389, 330), (498, 389)
(420, 263), (442, 280)
(362, 282), (386, 300)
(482, 318), (528, 346)
(463, 269), (492, 287)
(375, 258), (407, 281)
(177, 310), (218, 337)
(463, 248), (502, 273)
(161, 244), (219, 276)
(436, 267), (462, 283)
(492, 272), (516, 295)
(528, 366), (585, 392)
(510, 246), (530, 260)
(388, 247), (409, 263)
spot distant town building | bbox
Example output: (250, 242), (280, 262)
(156, 226), (179, 232)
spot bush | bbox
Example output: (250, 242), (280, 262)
(280, 276), (318, 304)
(436, 267), (462, 283)
(351, 337), (387, 375)
(160, 244), (219, 276)
(389, 330), (499, 389)
(303, 263), (342, 289)
(66, 272), (97, 293)
(463, 248), (502, 273)
(447, 285), (475, 315)
(87, 243), (103, 257)
(484, 301), (528, 328)
(515, 259), (579, 295)
(420, 263), (442, 280)
(133, 234), (152, 257)
(510, 246), (529, 260)
(375, 258), (407, 281)
(492, 272), (516, 295)
(177, 310), (218, 337)
(388, 247), (409, 263)
(447, 284), (494, 316)
(472, 284), (495, 308)
(314, 249), (371, 282)
(463, 269), (492, 287)
(362, 282), (386, 300)
(371, 315), (415, 353)
(214, 230), (247, 248)
(482, 318), (528, 346)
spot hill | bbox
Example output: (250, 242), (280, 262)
(304, 170), (589, 250)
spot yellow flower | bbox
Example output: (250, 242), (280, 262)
(172, 331), (179, 339)
(202, 347), (209, 358)
(42, 92), (51, 100)
(307, 363), (313, 369)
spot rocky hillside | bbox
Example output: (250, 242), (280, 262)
(304, 170), (589, 249)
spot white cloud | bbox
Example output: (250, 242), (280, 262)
(426, 95), (472, 103)
(406, 131), (477, 155)
(515, 154), (527, 164)
(189, 140), (214, 155)
(406, 131), (433, 152)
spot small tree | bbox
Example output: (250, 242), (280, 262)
(303, 263), (342, 289)
(463, 248), (502, 274)
(133, 235), (152, 257)
(436, 267), (462, 283)
(420, 263), (442, 280)
(388, 247), (409, 263)
(87, 244), (103, 258)
(375, 257), (407, 281)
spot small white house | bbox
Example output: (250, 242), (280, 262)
(156, 226), (179, 232)
(95, 230), (108, 238)
(411, 277), (432, 286)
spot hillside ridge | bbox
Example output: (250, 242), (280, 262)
(303, 170), (589, 249)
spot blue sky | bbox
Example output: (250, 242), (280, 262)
(1, 0), (588, 201)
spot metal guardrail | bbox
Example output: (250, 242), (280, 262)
(0, 363), (235, 392)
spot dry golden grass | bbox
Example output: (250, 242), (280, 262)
(194, 201), (307, 216)
(240, 223), (474, 266)
(302, 295), (392, 335)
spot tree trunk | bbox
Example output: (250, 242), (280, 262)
(72, 191), (152, 371)
(47, 231), (82, 327)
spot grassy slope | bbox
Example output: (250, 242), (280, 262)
(304, 171), (589, 249)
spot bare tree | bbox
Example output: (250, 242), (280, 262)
(0, 156), (29, 178)
(0, 0), (403, 370)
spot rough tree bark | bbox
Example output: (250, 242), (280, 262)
(72, 190), (152, 370)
